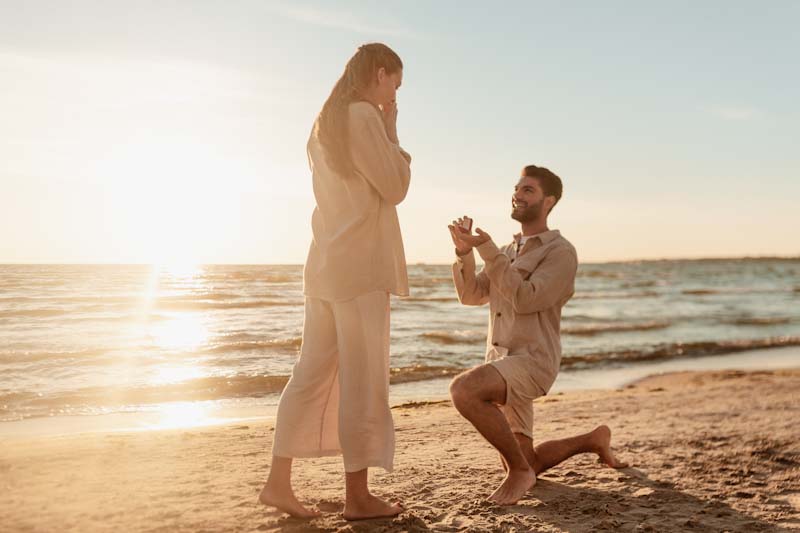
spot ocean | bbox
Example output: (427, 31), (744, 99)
(1, 260), (798, 426)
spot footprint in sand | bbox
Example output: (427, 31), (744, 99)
(315, 500), (342, 512)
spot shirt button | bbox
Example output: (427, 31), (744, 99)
(496, 312), (502, 317)
(492, 342), (499, 346)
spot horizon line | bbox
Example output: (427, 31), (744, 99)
(2, 253), (799, 268)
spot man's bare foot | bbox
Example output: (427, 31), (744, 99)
(343, 493), (404, 521)
(488, 467), (536, 505)
(259, 483), (321, 518)
(591, 425), (628, 468)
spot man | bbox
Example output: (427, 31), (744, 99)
(447, 164), (627, 505)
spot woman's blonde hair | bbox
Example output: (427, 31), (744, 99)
(317, 43), (403, 177)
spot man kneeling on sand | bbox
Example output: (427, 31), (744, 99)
(447, 164), (627, 505)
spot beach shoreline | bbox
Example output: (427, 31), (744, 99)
(2, 367), (798, 532)
(2, 345), (799, 440)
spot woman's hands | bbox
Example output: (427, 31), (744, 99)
(448, 217), (491, 255)
(381, 100), (399, 144)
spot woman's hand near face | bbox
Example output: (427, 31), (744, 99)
(381, 100), (399, 144)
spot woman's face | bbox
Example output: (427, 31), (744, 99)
(375, 67), (403, 106)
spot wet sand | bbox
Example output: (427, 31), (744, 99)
(2, 368), (798, 532)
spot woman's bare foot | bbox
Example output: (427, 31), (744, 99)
(591, 425), (628, 468)
(343, 493), (404, 521)
(488, 467), (536, 505)
(259, 482), (321, 518)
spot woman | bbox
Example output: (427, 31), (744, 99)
(259, 43), (411, 520)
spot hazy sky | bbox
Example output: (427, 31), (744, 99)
(1, 0), (798, 264)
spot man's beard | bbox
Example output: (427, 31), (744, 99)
(511, 199), (543, 223)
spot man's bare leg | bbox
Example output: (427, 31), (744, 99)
(515, 425), (628, 475)
(499, 453), (509, 472)
(342, 468), (403, 521)
(259, 456), (321, 518)
(450, 365), (536, 505)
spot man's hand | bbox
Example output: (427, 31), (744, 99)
(448, 217), (491, 255)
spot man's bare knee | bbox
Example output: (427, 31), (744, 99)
(450, 365), (506, 407)
(449, 373), (473, 411)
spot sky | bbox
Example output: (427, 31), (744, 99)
(1, 0), (798, 264)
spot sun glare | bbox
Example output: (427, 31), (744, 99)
(151, 401), (215, 430)
(149, 315), (209, 352)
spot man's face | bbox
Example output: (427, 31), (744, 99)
(511, 176), (546, 223)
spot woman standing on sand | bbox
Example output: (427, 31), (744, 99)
(259, 43), (411, 520)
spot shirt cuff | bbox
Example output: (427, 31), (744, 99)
(455, 248), (476, 269)
(476, 240), (502, 263)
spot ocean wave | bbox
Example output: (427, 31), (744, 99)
(727, 317), (792, 326)
(404, 297), (457, 303)
(682, 289), (719, 295)
(562, 321), (671, 336)
(0, 374), (293, 421)
(681, 287), (793, 296)
(4, 336), (798, 421)
(0, 309), (171, 323)
(389, 364), (464, 383)
(203, 337), (303, 354)
(578, 269), (624, 279)
(420, 330), (485, 345)
(572, 291), (660, 300)
(561, 336), (800, 369)
(0, 364), (466, 421)
(0, 347), (111, 364)
(171, 292), (244, 301)
(0, 309), (69, 319)
(156, 299), (303, 311)
(222, 271), (299, 283)
(620, 280), (660, 288)
(409, 277), (454, 288)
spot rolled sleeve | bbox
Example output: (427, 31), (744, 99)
(452, 249), (490, 306)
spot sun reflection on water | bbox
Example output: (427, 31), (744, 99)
(149, 364), (205, 385)
(149, 315), (209, 351)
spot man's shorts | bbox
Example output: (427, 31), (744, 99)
(487, 348), (547, 439)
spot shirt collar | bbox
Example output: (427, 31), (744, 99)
(513, 229), (560, 246)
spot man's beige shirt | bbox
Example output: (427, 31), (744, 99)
(304, 102), (412, 301)
(452, 230), (578, 393)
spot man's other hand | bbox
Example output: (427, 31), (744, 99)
(449, 218), (491, 254)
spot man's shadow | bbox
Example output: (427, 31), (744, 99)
(508, 467), (785, 532)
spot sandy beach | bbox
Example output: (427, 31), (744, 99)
(2, 368), (798, 532)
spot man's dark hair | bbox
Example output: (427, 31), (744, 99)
(522, 164), (563, 213)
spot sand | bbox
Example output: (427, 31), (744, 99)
(2, 368), (799, 532)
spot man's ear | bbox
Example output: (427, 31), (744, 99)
(544, 195), (556, 215)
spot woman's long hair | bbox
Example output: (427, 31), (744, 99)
(317, 43), (403, 178)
